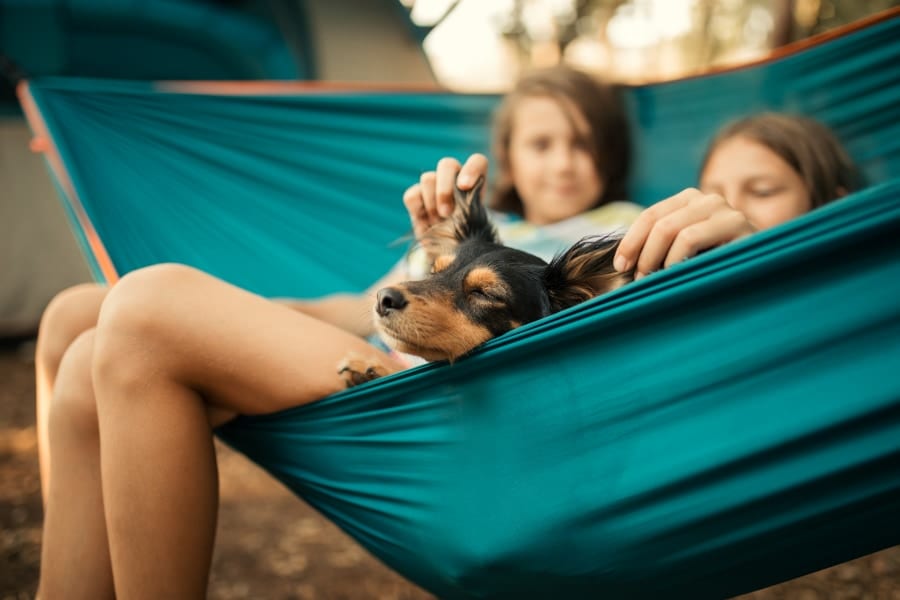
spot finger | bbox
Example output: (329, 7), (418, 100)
(419, 171), (438, 226)
(403, 183), (431, 239)
(435, 157), (462, 218)
(634, 192), (725, 278)
(664, 208), (756, 267)
(456, 153), (489, 190)
(615, 188), (699, 272)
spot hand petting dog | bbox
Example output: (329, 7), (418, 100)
(339, 177), (632, 387)
(403, 154), (489, 239)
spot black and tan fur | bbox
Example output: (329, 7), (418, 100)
(338, 179), (633, 387)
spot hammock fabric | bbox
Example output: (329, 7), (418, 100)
(20, 9), (900, 599)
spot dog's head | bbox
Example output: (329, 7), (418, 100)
(374, 179), (632, 362)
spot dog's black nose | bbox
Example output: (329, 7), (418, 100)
(376, 287), (408, 316)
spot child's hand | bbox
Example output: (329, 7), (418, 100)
(614, 188), (757, 280)
(403, 154), (489, 239)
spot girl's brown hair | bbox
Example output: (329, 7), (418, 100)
(701, 113), (861, 209)
(489, 65), (631, 216)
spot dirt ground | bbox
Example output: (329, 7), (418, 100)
(1, 340), (898, 599)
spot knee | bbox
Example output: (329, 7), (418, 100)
(48, 330), (100, 441)
(37, 284), (108, 375)
(93, 264), (202, 387)
(96, 263), (201, 338)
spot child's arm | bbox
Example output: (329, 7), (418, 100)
(613, 188), (757, 280)
(277, 262), (407, 338)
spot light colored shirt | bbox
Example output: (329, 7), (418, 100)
(403, 201), (643, 280)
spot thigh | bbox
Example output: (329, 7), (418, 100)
(98, 264), (401, 416)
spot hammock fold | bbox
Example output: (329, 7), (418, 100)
(20, 9), (900, 599)
(214, 184), (900, 599)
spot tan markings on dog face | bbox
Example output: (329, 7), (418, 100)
(432, 254), (455, 273)
(374, 288), (493, 362)
(463, 268), (510, 304)
(464, 267), (498, 290)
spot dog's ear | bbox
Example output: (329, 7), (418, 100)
(420, 176), (499, 264)
(451, 176), (498, 245)
(543, 235), (632, 313)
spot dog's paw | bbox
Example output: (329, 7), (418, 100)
(337, 352), (394, 388)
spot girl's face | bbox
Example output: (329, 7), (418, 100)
(700, 135), (811, 230)
(507, 96), (604, 225)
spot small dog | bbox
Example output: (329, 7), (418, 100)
(338, 179), (633, 387)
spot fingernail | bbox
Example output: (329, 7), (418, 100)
(613, 255), (628, 272)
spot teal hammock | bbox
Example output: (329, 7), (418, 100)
(20, 10), (900, 599)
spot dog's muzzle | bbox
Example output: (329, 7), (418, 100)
(376, 287), (408, 317)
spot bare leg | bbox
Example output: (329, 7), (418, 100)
(38, 330), (114, 600)
(92, 264), (399, 599)
(34, 283), (108, 503)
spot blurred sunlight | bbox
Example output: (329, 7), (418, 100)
(399, 0), (898, 91)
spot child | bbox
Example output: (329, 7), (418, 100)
(36, 65), (640, 598)
(613, 112), (860, 279)
(405, 65), (639, 259)
(435, 113), (859, 280)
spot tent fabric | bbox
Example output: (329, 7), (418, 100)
(20, 10), (900, 599)
(0, 0), (302, 86)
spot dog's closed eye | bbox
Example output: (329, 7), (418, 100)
(464, 268), (508, 304)
(468, 288), (492, 301)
